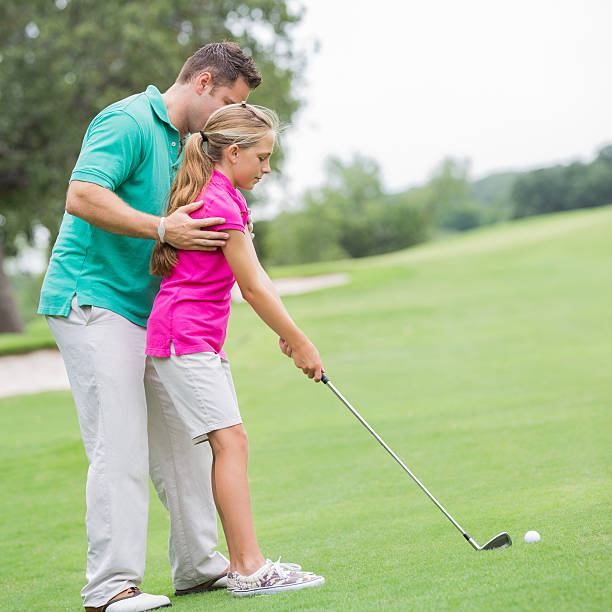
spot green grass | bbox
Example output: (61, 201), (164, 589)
(2, 206), (612, 611)
(0, 316), (55, 355)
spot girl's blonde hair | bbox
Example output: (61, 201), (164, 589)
(150, 103), (279, 276)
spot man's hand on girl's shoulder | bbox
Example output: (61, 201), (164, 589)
(164, 200), (229, 251)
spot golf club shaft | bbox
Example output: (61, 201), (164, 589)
(321, 374), (477, 548)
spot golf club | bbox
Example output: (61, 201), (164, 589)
(321, 373), (511, 551)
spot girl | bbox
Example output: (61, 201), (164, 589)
(147, 103), (325, 597)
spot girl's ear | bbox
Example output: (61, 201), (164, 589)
(227, 144), (240, 165)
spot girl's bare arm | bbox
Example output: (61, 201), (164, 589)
(242, 235), (294, 358)
(223, 229), (323, 381)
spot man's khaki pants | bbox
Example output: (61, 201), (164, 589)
(47, 298), (228, 607)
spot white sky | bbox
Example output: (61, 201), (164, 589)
(9, 0), (612, 272)
(262, 0), (612, 214)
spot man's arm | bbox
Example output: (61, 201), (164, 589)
(66, 180), (229, 251)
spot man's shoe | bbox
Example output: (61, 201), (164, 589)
(174, 571), (228, 596)
(84, 587), (171, 612)
(228, 558), (324, 597)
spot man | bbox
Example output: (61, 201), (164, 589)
(39, 42), (260, 612)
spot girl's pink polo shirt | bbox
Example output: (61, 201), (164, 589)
(146, 169), (248, 359)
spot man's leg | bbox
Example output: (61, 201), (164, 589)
(47, 300), (150, 608)
(145, 357), (229, 591)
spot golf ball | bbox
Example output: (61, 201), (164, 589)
(524, 530), (541, 543)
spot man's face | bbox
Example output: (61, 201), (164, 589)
(189, 75), (251, 133)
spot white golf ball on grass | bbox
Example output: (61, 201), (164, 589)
(524, 530), (541, 543)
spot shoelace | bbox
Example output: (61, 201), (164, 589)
(268, 557), (290, 579)
(105, 587), (140, 608)
(265, 558), (302, 572)
(125, 588), (140, 595)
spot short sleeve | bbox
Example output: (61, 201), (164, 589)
(71, 110), (143, 191)
(195, 190), (246, 233)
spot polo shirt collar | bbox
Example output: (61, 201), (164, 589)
(145, 85), (177, 132)
(212, 168), (236, 192)
(211, 169), (247, 213)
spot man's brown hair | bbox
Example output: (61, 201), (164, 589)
(177, 42), (262, 90)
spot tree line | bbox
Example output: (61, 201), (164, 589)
(511, 145), (612, 218)
(254, 145), (612, 267)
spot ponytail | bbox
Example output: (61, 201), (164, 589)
(150, 133), (214, 276)
(150, 103), (279, 277)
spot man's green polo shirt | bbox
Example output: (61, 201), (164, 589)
(38, 85), (183, 327)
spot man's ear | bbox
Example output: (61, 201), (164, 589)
(194, 72), (212, 94)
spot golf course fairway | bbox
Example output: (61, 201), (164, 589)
(2, 205), (611, 611)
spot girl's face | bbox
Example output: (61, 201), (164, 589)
(231, 130), (275, 190)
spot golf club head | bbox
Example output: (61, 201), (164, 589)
(481, 532), (512, 550)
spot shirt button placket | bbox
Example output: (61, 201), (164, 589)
(170, 132), (180, 173)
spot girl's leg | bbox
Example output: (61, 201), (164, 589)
(208, 424), (266, 576)
(210, 453), (233, 560)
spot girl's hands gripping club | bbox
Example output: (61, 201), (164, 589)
(279, 337), (324, 382)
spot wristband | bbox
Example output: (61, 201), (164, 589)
(158, 217), (166, 243)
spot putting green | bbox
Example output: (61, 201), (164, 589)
(1, 206), (611, 610)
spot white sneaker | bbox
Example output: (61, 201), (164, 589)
(226, 560), (309, 592)
(228, 558), (324, 597)
(104, 587), (171, 611)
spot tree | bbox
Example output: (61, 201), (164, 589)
(512, 165), (572, 218)
(426, 157), (482, 231)
(511, 144), (612, 219)
(470, 171), (518, 224)
(261, 155), (430, 265)
(0, 0), (304, 332)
